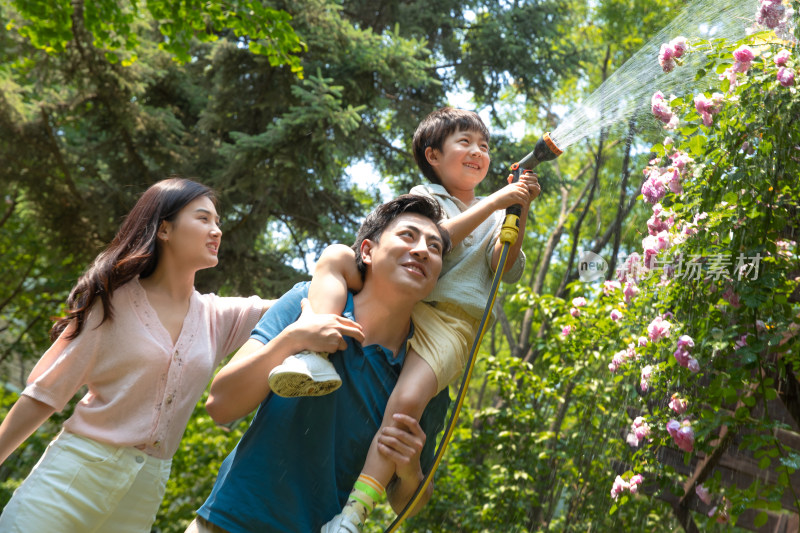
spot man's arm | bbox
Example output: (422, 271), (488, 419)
(206, 298), (363, 424)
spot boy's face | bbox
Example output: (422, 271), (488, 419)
(426, 128), (490, 200)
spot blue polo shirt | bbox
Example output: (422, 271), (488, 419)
(197, 282), (450, 533)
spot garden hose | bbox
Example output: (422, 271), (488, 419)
(383, 132), (563, 533)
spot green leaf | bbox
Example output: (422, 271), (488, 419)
(688, 134), (707, 156)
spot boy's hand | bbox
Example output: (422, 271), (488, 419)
(519, 171), (541, 200)
(508, 171), (541, 201)
(491, 180), (531, 211)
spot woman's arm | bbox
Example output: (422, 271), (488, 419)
(259, 299), (277, 317)
(0, 396), (56, 465)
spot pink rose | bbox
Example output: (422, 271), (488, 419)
(732, 45), (754, 63)
(665, 114), (679, 131)
(610, 309), (623, 321)
(629, 474), (644, 493)
(572, 297), (587, 307)
(670, 37), (687, 58)
(735, 334), (748, 350)
(618, 253), (643, 284)
(609, 350), (626, 373)
(666, 167), (682, 194)
(674, 347), (691, 367)
(757, 0), (787, 29)
(687, 357), (700, 373)
(775, 49), (791, 66)
(642, 235), (659, 267)
(637, 336), (648, 347)
(669, 394), (688, 414)
(694, 93), (712, 114)
(675, 422), (695, 452)
(603, 280), (621, 295)
(570, 307), (580, 318)
(623, 282), (640, 304)
(777, 67), (795, 87)
(659, 43), (676, 72)
(648, 316), (672, 342)
(719, 66), (738, 90)
(733, 60), (751, 73)
(611, 475), (629, 500)
(666, 419), (696, 453)
(640, 365), (653, 392)
(561, 325), (572, 338)
(651, 91), (673, 123)
(696, 484), (712, 505)
(669, 151), (693, 172)
(641, 171), (668, 204)
(666, 419), (681, 438)
(677, 335), (695, 349)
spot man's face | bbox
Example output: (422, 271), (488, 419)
(360, 212), (445, 302)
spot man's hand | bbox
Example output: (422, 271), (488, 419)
(380, 413), (433, 515)
(378, 413), (427, 482)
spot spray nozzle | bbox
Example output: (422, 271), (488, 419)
(501, 132), (563, 228)
(513, 132), (563, 171)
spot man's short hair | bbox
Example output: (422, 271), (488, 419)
(351, 194), (452, 277)
(412, 107), (490, 185)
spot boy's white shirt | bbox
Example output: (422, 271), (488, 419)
(409, 184), (525, 321)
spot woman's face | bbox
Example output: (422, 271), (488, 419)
(159, 196), (222, 271)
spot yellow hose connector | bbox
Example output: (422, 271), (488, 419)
(499, 214), (520, 245)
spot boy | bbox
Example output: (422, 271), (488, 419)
(269, 107), (540, 532)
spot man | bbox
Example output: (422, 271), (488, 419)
(186, 194), (452, 533)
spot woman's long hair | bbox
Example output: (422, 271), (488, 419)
(50, 177), (216, 341)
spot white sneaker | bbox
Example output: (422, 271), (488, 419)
(268, 350), (342, 397)
(320, 512), (361, 533)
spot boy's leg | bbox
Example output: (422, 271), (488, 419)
(322, 351), (438, 532)
(269, 245), (360, 397)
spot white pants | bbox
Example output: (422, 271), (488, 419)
(185, 516), (232, 533)
(0, 430), (172, 533)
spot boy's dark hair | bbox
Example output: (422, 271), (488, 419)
(412, 107), (490, 185)
(351, 194), (451, 277)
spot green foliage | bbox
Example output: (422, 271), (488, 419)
(561, 26), (800, 529)
(5, 0), (305, 70)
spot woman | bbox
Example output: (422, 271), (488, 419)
(0, 177), (271, 532)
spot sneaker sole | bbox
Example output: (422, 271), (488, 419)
(269, 371), (342, 398)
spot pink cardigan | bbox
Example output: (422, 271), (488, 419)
(23, 277), (262, 459)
